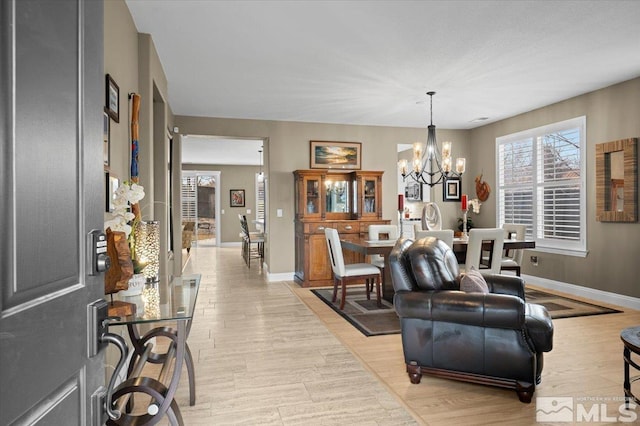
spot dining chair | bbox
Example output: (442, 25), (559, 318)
(501, 223), (527, 276)
(415, 229), (454, 249)
(463, 228), (504, 275)
(239, 214), (264, 268)
(367, 224), (399, 268)
(324, 228), (382, 310)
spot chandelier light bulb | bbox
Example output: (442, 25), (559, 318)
(443, 157), (452, 173)
(442, 141), (452, 158)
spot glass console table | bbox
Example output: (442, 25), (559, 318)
(107, 274), (201, 426)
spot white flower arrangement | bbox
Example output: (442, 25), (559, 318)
(468, 198), (482, 214)
(104, 182), (145, 237)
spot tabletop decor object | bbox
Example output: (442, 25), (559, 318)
(104, 181), (145, 301)
(134, 220), (160, 281)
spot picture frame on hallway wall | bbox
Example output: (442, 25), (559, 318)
(105, 74), (119, 122)
(443, 177), (461, 202)
(103, 110), (110, 167)
(230, 189), (245, 207)
(310, 140), (361, 170)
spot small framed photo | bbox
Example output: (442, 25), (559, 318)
(405, 182), (422, 201)
(103, 110), (110, 167)
(105, 173), (119, 212)
(443, 177), (461, 202)
(105, 74), (119, 122)
(230, 189), (245, 207)
(310, 140), (361, 170)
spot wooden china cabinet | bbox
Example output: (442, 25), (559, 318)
(293, 169), (390, 287)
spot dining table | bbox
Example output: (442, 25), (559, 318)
(340, 237), (535, 303)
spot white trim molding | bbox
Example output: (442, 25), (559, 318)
(523, 274), (640, 311)
(267, 271), (295, 282)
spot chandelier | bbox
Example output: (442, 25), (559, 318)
(398, 91), (465, 187)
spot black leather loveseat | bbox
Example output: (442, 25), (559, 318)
(389, 237), (554, 403)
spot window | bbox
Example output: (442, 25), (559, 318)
(496, 116), (586, 256)
(256, 173), (265, 226)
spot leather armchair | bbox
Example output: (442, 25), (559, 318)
(389, 237), (553, 403)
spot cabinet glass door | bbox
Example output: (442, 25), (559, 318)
(363, 179), (376, 213)
(306, 178), (320, 215)
(325, 179), (349, 213)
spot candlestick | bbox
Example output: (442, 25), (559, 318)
(462, 210), (469, 240)
(398, 194), (404, 211)
(461, 194), (468, 211)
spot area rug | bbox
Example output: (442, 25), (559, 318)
(311, 286), (623, 337)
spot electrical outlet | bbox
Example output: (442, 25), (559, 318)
(530, 255), (538, 266)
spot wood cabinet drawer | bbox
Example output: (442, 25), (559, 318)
(359, 221), (391, 233)
(337, 222), (358, 233)
(306, 222), (333, 234)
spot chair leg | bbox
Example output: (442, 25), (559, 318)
(365, 279), (371, 300)
(332, 277), (339, 303)
(375, 276), (382, 307)
(340, 279), (347, 310)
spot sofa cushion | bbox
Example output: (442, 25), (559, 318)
(460, 266), (489, 293)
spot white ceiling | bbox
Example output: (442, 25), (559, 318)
(126, 0), (640, 162)
(181, 136), (263, 165)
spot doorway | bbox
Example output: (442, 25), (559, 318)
(182, 171), (220, 248)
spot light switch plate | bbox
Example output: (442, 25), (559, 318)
(277, 209), (283, 217)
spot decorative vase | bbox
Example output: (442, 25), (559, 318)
(134, 220), (160, 280)
(141, 281), (160, 318)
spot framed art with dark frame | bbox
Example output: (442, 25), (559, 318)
(105, 74), (119, 122)
(310, 140), (361, 170)
(230, 189), (245, 207)
(103, 110), (110, 167)
(443, 177), (461, 201)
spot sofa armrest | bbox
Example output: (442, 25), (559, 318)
(394, 290), (525, 329)
(485, 274), (526, 299)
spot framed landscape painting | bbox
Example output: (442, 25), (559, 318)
(310, 141), (361, 170)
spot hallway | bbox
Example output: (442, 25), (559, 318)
(176, 245), (417, 425)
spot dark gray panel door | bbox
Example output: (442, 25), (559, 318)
(0, 0), (105, 424)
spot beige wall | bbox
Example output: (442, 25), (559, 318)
(469, 77), (640, 298)
(109, 0), (639, 297)
(182, 164), (261, 244)
(104, 0), (138, 186)
(174, 116), (471, 276)
(104, 0), (177, 277)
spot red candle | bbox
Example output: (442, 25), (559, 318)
(398, 194), (404, 211)
(461, 194), (468, 211)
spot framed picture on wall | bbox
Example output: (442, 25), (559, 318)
(443, 177), (461, 202)
(405, 182), (422, 201)
(310, 140), (361, 170)
(105, 74), (119, 122)
(230, 189), (245, 207)
(103, 110), (110, 167)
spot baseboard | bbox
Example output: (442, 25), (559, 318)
(522, 273), (640, 311)
(267, 271), (295, 282)
(219, 242), (242, 248)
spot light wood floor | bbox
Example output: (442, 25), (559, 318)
(171, 245), (640, 425)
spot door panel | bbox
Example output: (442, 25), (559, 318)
(0, 1), (105, 424)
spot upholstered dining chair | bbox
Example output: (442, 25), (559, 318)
(463, 228), (504, 275)
(324, 228), (382, 310)
(414, 229), (454, 249)
(239, 214), (264, 268)
(367, 224), (399, 268)
(501, 223), (527, 276)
